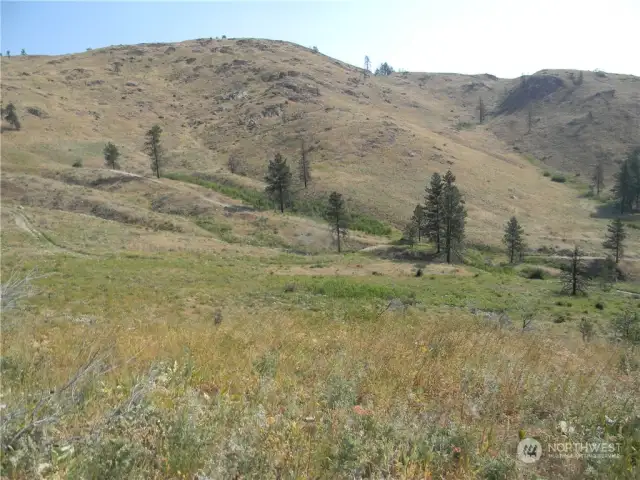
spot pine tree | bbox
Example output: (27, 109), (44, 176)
(20, 49), (26, 56)
(103, 142), (121, 169)
(561, 246), (588, 296)
(613, 160), (634, 214)
(423, 173), (444, 253)
(440, 170), (467, 264)
(299, 139), (311, 188)
(144, 125), (164, 179)
(503, 216), (525, 264)
(364, 56), (371, 79)
(478, 97), (485, 124)
(327, 192), (348, 253)
(527, 104), (533, 134)
(3, 103), (20, 130)
(5, 51), (10, 58)
(403, 222), (417, 247)
(628, 147), (640, 210)
(265, 153), (292, 213)
(374, 62), (394, 76)
(410, 204), (425, 243)
(603, 218), (626, 264)
(592, 158), (605, 196)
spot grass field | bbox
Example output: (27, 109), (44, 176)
(1, 202), (639, 478)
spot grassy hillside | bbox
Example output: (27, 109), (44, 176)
(2, 38), (639, 253)
(1, 38), (639, 479)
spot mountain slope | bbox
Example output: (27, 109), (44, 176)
(1, 37), (639, 254)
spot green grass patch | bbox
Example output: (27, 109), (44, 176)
(194, 217), (239, 243)
(165, 172), (272, 209)
(166, 172), (393, 236)
(299, 276), (413, 300)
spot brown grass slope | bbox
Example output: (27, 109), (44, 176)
(1, 37), (639, 253)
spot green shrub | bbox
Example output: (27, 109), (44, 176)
(72, 160), (83, 168)
(521, 267), (546, 280)
(543, 171), (551, 177)
(551, 175), (566, 183)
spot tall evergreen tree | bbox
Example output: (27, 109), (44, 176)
(423, 173), (444, 253)
(613, 160), (634, 214)
(440, 170), (466, 264)
(410, 204), (425, 243)
(503, 216), (525, 264)
(364, 56), (371, 79)
(628, 147), (640, 210)
(299, 139), (312, 188)
(561, 246), (588, 296)
(265, 153), (292, 213)
(20, 49), (26, 56)
(103, 142), (121, 169)
(478, 97), (485, 124)
(144, 125), (164, 179)
(326, 191), (348, 253)
(591, 158), (605, 196)
(603, 218), (626, 264)
(3, 103), (20, 130)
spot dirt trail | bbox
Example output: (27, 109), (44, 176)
(12, 208), (94, 257)
(108, 170), (232, 208)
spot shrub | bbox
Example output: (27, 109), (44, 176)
(522, 267), (546, 280)
(554, 314), (567, 323)
(72, 160), (83, 168)
(595, 301), (604, 310)
(580, 317), (595, 342)
(551, 174), (566, 183)
(543, 171), (551, 177)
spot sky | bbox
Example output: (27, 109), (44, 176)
(1, 0), (639, 79)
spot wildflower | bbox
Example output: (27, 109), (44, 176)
(353, 405), (372, 416)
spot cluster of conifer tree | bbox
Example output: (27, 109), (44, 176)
(405, 170), (467, 263)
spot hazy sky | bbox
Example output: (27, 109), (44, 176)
(2, 0), (639, 78)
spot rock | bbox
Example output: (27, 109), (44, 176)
(125, 81), (138, 87)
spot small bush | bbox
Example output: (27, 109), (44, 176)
(554, 314), (567, 324)
(595, 301), (604, 310)
(522, 267), (546, 280)
(580, 317), (595, 342)
(455, 121), (473, 130)
(72, 160), (83, 168)
(551, 175), (566, 183)
(543, 171), (551, 177)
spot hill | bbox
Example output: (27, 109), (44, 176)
(2, 37), (639, 254)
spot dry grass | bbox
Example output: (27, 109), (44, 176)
(2, 39), (638, 254)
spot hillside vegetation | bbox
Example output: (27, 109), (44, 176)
(1, 38), (639, 479)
